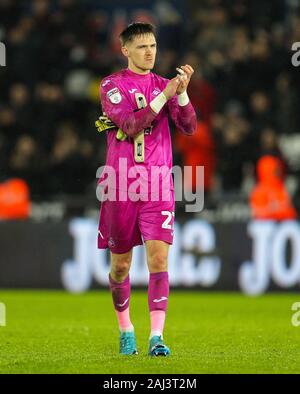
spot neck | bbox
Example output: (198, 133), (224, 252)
(128, 62), (150, 75)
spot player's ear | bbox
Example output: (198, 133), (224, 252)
(121, 46), (130, 58)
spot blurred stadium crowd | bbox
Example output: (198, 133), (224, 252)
(0, 0), (300, 217)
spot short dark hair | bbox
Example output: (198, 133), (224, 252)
(119, 22), (156, 46)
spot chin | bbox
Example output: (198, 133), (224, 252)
(144, 64), (154, 70)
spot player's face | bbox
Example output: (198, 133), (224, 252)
(123, 33), (157, 73)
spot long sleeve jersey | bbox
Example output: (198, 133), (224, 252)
(99, 68), (197, 194)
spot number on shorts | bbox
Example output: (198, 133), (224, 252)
(161, 211), (174, 230)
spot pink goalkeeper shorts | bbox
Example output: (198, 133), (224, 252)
(97, 192), (175, 254)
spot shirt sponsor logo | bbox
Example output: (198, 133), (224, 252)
(107, 88), (122, 104)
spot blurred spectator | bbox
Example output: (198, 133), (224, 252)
(258, 127), (284, 160)
(249, 91), (273, 136)
(0, 106), (17, 140)
(48, 122), (94, 195)
(216, 122), (249, 192)
(247, 33), (277, 92)
(183, 52), (216, 123)
(250, 156), (297, 220)
(155, 49), (178, 79)
(274, 73), (300, 134)
(33, 82), (66, 150)
(213, 101), (251, 192)
(8, 135), (46, 198)
(9, 83), (33, 135)
(154, 1), (184, 52)
(0, 178), (30, 220)
(175, 120), (216, 193)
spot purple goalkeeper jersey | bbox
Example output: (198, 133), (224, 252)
(99, 68), (197, 196)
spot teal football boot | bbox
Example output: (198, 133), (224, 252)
(148, 335), (170, 357)
(120, 331), (138, 355)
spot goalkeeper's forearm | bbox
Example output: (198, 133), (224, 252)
(117, 93), (167, 137)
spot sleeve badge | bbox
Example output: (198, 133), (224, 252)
(107, 88), (122, 104)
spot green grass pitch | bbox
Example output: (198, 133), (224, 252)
(0, 290), (300, 374)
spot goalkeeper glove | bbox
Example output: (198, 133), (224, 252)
(95, 113), (127, 141)
(95, 112), (117, 132)
(116, 129), (127, 141)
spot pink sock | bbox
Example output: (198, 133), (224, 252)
(115, 308), (133, 332)
(109, 274), (133, 332)
(150, 311), (166, 338)
(148, 272), (169, 338)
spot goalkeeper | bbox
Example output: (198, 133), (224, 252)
(96, 22), (196, 357)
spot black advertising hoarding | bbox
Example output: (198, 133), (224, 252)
(0, 219), (300, 295)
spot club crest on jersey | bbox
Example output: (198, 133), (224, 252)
(152, 88), (161, 96)
(107, 88), (122, 104)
